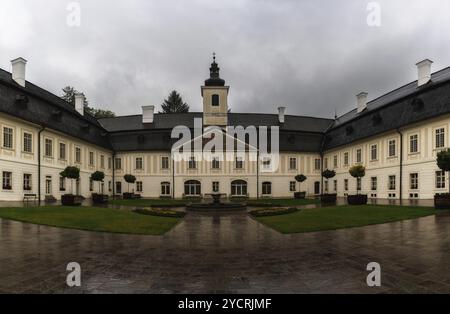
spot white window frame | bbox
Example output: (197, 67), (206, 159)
(44, 138), (53, 157)
(370, 144), (378, 161)
(435, 127), (446, 149)
(409, 133), (419, 154)
(135, 157), (143, 170)
(59, 142), (66, 160)
(388, 139), (396, 157)
(2, 126), (14, 149)
(289, 157), (297, 170)
(23, 131), (33, 153)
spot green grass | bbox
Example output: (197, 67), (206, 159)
(109, 198), (189, 207)
(246, 198), (319, 207)
(0, 206), (181, 235)
(255, 205), (436, 234)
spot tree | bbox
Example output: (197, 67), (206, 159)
(61, 86), (115, 118)
(349, 165), (366, 195)
(437, 148), (450, 193)
(322, 169), (336, 194)
(160, 90), (189, 113)
(90, 171), (105, 194)
(124, 174), (136, 193)
(295, 174), (307, 192)
(60, 166), (80, 195)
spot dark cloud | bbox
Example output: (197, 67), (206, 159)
(1, 0), (449, 118)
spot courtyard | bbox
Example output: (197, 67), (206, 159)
(0, 201), (449, 293)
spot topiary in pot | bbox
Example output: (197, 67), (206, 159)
(90, 171), (107, 203)
(60, 166), (81, 205)
(348, 165), (367, 205)
(435, 149), (450, 209)
(123, 174), (136, 199)
(321, 169), (337, 203)
(294, 174), (307, 199)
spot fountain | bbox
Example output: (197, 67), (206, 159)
(186, 193), (247, 211)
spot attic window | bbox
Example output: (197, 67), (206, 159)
(288, 134), (295, 144)
(372, 114), (382, 126)
(346, 126), (354, 135)
(137, 134), (145, 143)
(211, 94), (219, 106)
(15, 94), (29, 107)
(411, 98), (424, 112)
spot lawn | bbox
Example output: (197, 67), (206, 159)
(255, 205), (436, 234)
(246, 198), (319, 207)
(0, 206), (181, 235)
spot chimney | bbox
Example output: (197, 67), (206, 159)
(278, 106), (286, 123)
(11, 57), (27, 87)
(356, 92), (368, 113)
(142, 105), (155, 123)
(416, 59), (433, 87)
(74, 93), (85, 115)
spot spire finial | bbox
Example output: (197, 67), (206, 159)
(212, 52), (216, 62)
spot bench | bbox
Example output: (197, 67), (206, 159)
(23, 193), (37, 203)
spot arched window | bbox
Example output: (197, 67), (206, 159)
(161, 182), (171, 196)
(211, 94), (219, 106)
(184, 180), (201, 196)
(231, 180), (247, 196)
(262, 182), (272, 195)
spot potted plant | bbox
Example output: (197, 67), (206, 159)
(60, 166), (81, 206)
(435, 149), (450, 209)
(321, 169), (337, 203)
(347, 165), (367, 205)
(294, 174), (307, 199)
(90, 171), (108, 204)
(123, 174), (136, 199)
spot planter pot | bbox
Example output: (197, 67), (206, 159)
(294, 192), (306, 199)
(61, 194), (81, 206)
(320, 194), (337, 203)
(123, 192), (133, 200)
(347, 194), (368, 205)
(92, 193), (109, 204)
(434, 194), (450, 209)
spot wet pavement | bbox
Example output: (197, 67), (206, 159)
(0, 205), (449, 293)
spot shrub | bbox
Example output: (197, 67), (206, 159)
(60, 166), (80, 195)
(437, 148), (450, 193)
(90, 171), (105, 194)
(349, 165), (366, 195)
(249, 207), (299, 217)
(124, 174), (137, 193)
(133, 207), (185, 218)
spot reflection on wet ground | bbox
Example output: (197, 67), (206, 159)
(0, 198), (449, 293)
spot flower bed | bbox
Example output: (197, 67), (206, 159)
(249, 207), (299, 217)
(133, 207), (186, 218)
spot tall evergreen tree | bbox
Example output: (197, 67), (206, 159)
(61, 86), (115, 118)
(160, 90), (189, 113)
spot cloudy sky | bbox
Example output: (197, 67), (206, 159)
(1, 0), (449, 118)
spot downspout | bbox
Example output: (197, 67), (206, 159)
(112, 151), (116, 200)
(172, 154), (175, 199)
(256, 149), (259, 199)
(320, 153), (324, 195)
(396, 128), (403, 205)
(37, 126), (46, 205)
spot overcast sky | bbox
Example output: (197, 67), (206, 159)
(1, 0), (449, 118)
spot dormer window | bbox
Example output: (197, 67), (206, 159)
(211, 94), (219, 106)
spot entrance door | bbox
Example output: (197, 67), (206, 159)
(45, 176), (52, 195)
(116, 181), (122, 194)
(314, 182), (320, 195)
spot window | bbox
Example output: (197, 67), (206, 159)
(161, 156), (169, 169)
(136, 181), (143, 192)
(108, 181), (112, 192)
(389, 175), (396, 190)
(333, 155), (338, 169)
(344, 179), (348, 191)
(44, 138), (53, 157)
(212, 157), (220, 169)
(211, 94), (219, 106)
(324, 181), (328, 193)
(23, 132), (32, 153)
(3, 171), (12, 190)
(184, 180), (201, 196)
(100, 155), (105, 169)
(371, 177), (377, 191)
(161, 182), (171, 195)
(410, 173), (419, 190)
(89, 152), (94, 166)
(59, 142), (66, 160)
(188, 156), (196, 169)
(3, 127), (13, 149)
(370, 144), (377, 161)
(410, 134), (419, 153)
(289, 181), (296, 192)
(324, 158), (328, 169)
(212, 181), (219, 192)
(262, 182), (272, 195)
(262, 157), (271, 170)
(235, 156), (243, 169)
(333, 180), (337, 192)
(115, 157), (122, 170)
(314, 158), (321, 170)
(59, 176), (66, 191)
(231, 180), (247, 196)
(436, 171), (446, 189)
(45, 176), (52, 195)
(388, 140), (396, 157)
(344, 152), (349, 166)
(356, 149), (362, 163)
(289, 157), (297, 170)
(89, 179), (93, 191)
(75, 147), (81, 163)
(108, 157), (112, 169)
(135, 157), (143, 170)
(23, 174), (32, 191)
(436, 128), (445, 148)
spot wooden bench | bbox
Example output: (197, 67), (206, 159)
(23, 193), (37, 203)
